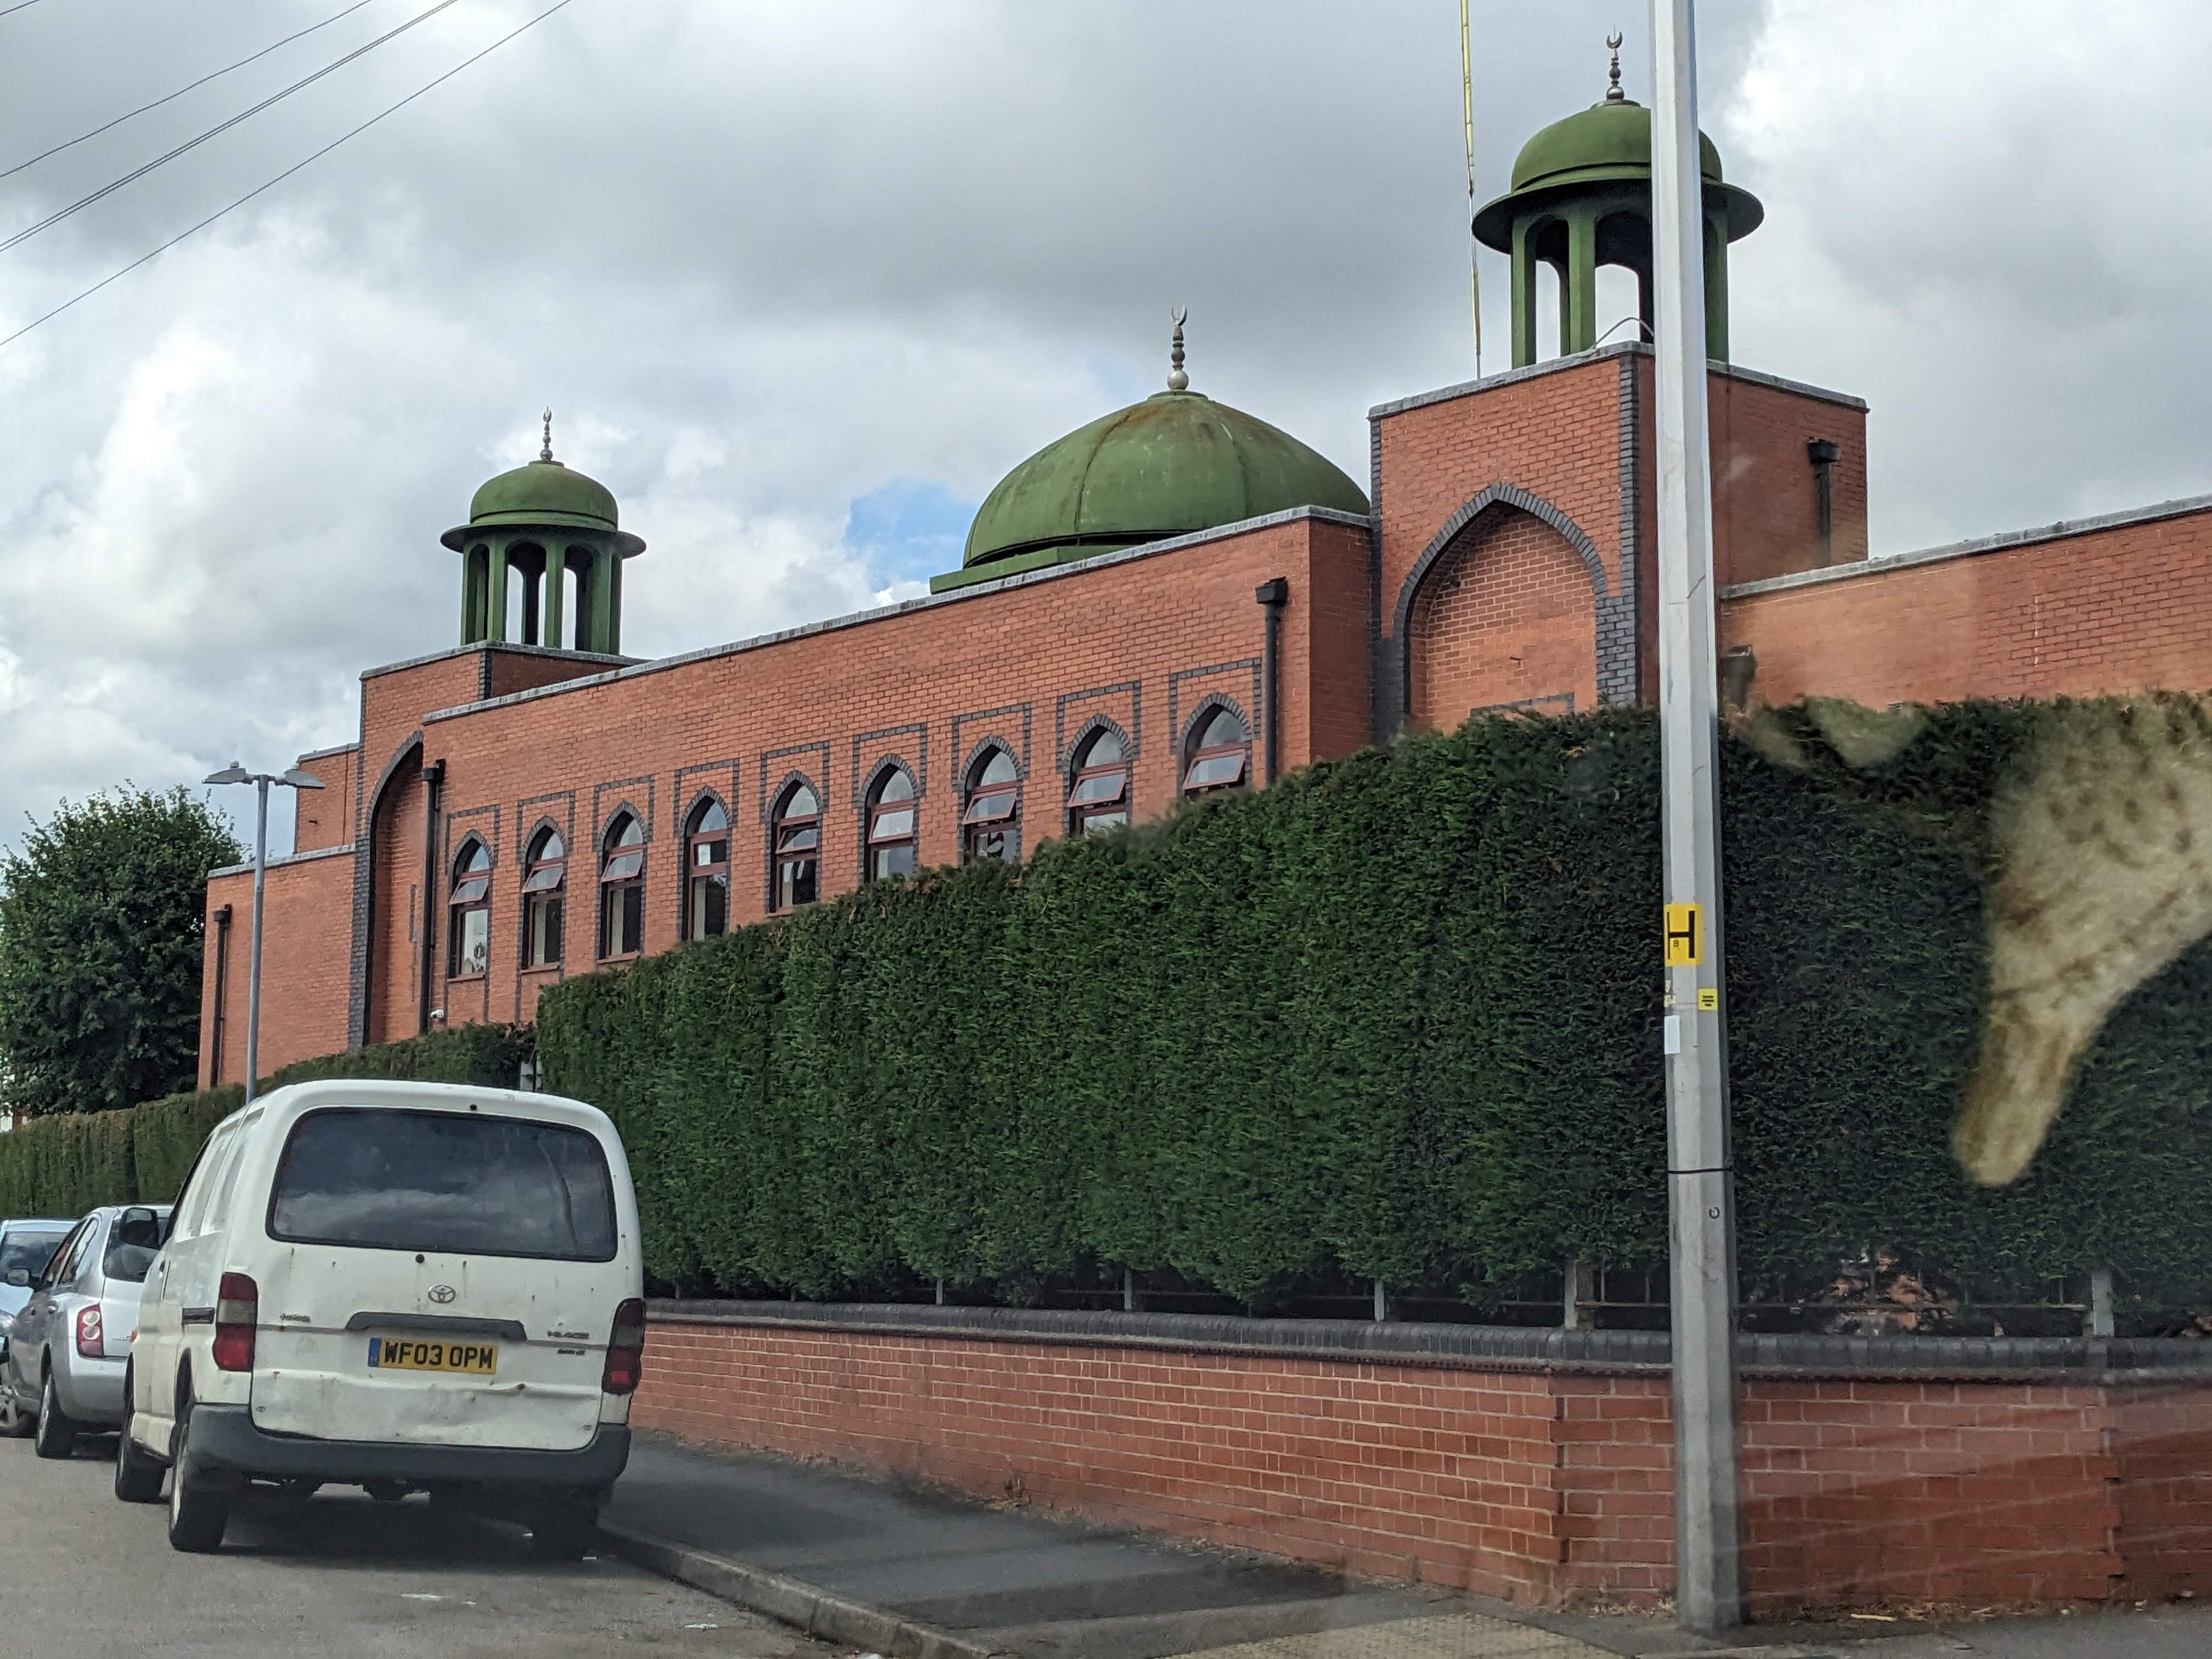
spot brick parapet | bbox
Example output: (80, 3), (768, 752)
(637, 1302), (2212, 1613)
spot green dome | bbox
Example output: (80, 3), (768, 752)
(466, 459), (619, 532)
(960, 390), (1369, 573)
(1473, 95), (1762, 251)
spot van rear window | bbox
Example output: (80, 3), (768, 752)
(267, 1108), (618, 1262)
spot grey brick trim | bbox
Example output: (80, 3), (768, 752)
(419, 510), (1366, 726)
(1381, 484), (1616, 733)
(950, 703), (1032, 785)
(756, 743), (830, 823)
(1167, 663), (1260, 770)
(849, 723), (928, 807)
(1054, 682), (1141, 771)
(362, 640), (636, 684)
(1058, 710), (1135, 777)
(590, 780), (655, 848)
(446, 819), (496, 871)
(670, 764), (740, 946)
(1720, 490), (2212, 600)
(208, 843), (355, 879)
(512, 792), (575, 862)
(1607, 353), (1644, 707)
(293, 741), (358, 766)
(1367, 413), (1387, 746)
(347, 730), (424, 1051)
(647, 1300), (2212, 1385)
(1367, 341), (1866, 422)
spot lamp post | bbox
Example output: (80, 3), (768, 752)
(203, 763), (325, 1105)
(1649, 0), (1743, 1633)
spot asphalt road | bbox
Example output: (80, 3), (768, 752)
(0, 1427), (834, 1658)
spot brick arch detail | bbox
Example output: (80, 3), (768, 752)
(958, 733), (1025, 788)
(862, 754), (921, 803)
(677, 787), (730, 838)
(1176, 692), (1253, 758)
(518, 814), (568, 862)
(597, 799), (648, 853)
(449, 828), (492, 876)
(347, 729), (424, 1051)
(1060, 713), (1134, 776)
(767, 770), (821, 820)
(1384, 483), (1635, 732)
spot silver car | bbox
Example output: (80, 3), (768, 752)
(1, 1205), (170, 1457)
(0, 1217), (74, 1335)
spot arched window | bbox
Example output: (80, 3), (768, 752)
(686, 798), (730, 939)
(1066, 727), (1130, 836)
(522, 827), (566, 967)
(771, 782), (820, 911)
(599, 812), (646, 959)
(448, 839), (492, 979)
(865, 768), (917, 882)
(1182, 704), (1250, 797)
(961, 747), (1019, 864)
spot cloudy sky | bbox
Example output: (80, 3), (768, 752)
(0, 0), (2204, 854)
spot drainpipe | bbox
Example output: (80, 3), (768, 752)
(1806, 438), (1840, 567)
(210, 905), (233, 1086)
(1254, 578), (1288, 783)
(417, 759), (445, 1035)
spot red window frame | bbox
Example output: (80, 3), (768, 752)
(686, 799), (730, 939)
(448, 839), (492, 979)
(772, 785), (820, 912)
(866, 771), (917, 882)
(1182, 707), (1251, 797)
(521, 828), (566, 968)
(1065, 753), (1129, 836)
(599, 814), (646, 960)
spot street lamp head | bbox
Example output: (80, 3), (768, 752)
(204, 763), (251, 786)
(280, 768), (326, 791)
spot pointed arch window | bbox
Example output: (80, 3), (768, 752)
(522, 827), (566, 967)
(1066, 727), (1129, 836)
(448, 838), (492, 979)
(962, 747), (1019, 864)
(599, 812), (646, 959)
(1182, 705), (1250, 797)
(772, 782), (820, 912)
(866, 768), (918, 882)
(686, 798), (730, 939)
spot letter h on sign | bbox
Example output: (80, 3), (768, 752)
(1664, 902), (1702, 967)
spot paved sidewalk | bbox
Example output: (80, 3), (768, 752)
(602, 1432), (2210, 1659)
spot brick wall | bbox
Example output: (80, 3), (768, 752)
(199, 850), (355, 1088)
(1707, 370), (1870, 584)
(201, 513), (1372, 1078)
(1720, 504), (2212, 706)
(1407, 505), (1598, 725)
(291, 746), (357, 854)
(635, 1314), (2211, 1615)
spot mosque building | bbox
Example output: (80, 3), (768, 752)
(199, 71), (2212, 1084)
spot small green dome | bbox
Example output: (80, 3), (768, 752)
(1474, 95), (1762, 251)
(467, 459), (619, 532)
(961, 390), (1368, 571)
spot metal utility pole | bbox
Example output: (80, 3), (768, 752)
(205, 763), (325, 1105)
(1649, 0), (1743, 1634)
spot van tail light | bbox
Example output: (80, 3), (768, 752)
(75, 1305), (103, 1358)
(212, 1273), (258, 1372)
(601, 1298), (646, 1396)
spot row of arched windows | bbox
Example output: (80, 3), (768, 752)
(444, 707), (1250, 980)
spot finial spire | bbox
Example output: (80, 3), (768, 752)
(540, 407), (555, 464)
(1167, 308), (1189, 393)
(1605, 31), (1624, 101)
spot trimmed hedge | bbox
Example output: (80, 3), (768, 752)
(0, 1024), (533, 1212)
(537, 701), (2212, 1311)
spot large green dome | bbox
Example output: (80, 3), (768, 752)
(940, 388), (1368, 592)
(1473, 95), (1762, 251)
(466, 459), (619, 532)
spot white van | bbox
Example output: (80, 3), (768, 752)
(117, 1079), (645, 1558)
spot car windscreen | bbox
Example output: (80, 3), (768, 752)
(267, 1108), (618, 1262)
(0, 1230), (67, 1279)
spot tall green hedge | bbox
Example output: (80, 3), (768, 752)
(0, 1024), (533, 1212)
(537, 702), (2212, 1310)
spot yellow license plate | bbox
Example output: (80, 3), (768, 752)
(366, 1336), (498, 1375)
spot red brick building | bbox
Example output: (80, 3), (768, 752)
(196, 324), (2212, 1087)
(199, 88), (2212, 1091)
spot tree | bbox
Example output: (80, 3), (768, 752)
(0, 787), (242, 1118)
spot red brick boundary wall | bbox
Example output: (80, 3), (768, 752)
(635, 1305), (2212, 1616)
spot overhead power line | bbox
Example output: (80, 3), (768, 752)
(0, 0), (580, 352)
(4, 0), (386, 183)
(0, 0), (53, 18)
(0, 0), (466, 258)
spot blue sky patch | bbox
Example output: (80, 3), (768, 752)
(846, 479), (977, 588)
